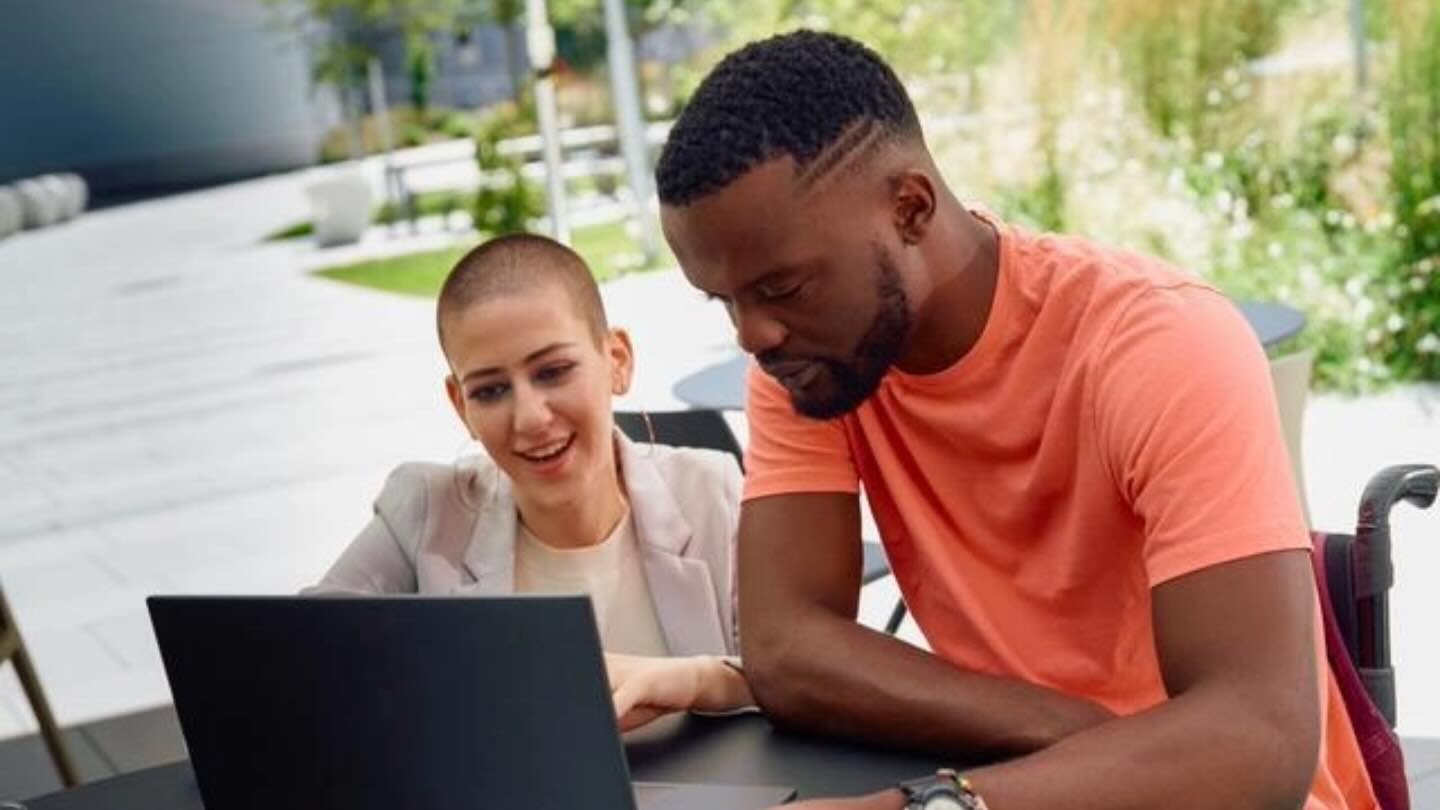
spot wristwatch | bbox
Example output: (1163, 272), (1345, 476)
(898, 768), (988, 810)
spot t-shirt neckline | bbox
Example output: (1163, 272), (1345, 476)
(887, 207), (1014, 392)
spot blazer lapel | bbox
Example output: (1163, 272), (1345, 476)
(457, 462), (518, 595)
(618, 434), (728, 656)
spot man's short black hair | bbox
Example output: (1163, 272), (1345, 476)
(437, 233), (607, 353)
(656, 30), (922, 207)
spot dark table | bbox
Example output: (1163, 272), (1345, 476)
(27, 714), (971, 809)
(674, 300), (1307, 412)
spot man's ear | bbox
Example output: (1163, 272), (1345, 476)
(891, 170), (937, 245)
(444, 374), (474, 437)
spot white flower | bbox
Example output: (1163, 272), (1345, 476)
(1387, 313), (1406, 333)
(1332, 133), (1358, 159)
(1272, 193), (1296, 210)
(1299, 264), (1321, 289)
(1224, 67), (1242, 85)
(1268, 242), (1285, 259)
(1367, 328), (1384, 345)
(1204, 152), (1225, 171)
(1411, 277), (1426, 292)
(1341, 213), (1357, 230)
(1344, 276), (1367, 298)
(1325, 210), (1343, 226)
(1215, 190), (1235, 214)
(1418, 334), (1440, 354)
(1206, 88), (1224, 107)
(1167, 168), (1187, 192)
(1356, 297), (1376, 321)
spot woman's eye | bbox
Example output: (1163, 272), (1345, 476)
(468, 383), (508, 403)
(535, 362), (575, 383)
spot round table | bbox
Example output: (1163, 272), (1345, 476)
(675, 300), (1306, 412)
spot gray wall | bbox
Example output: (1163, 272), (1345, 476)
(0, 0), (337, 198)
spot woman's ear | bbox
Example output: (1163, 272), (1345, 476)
(444, 374), (476, 438)
(607, 327), (636, 395)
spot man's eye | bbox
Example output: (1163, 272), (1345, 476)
(468, 383), (507, 403)
(758, 280), (802, 301)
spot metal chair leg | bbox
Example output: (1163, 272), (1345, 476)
(883, 598), (908, 635)
(1, 590), (80, 787)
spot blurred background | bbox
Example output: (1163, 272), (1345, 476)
(0, 0), (1437, 800)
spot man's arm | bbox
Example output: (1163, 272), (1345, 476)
(786, 548), (1322, 810)
(740, 492), (1114, 756)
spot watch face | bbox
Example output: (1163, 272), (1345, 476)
(923, 798), (967, 810)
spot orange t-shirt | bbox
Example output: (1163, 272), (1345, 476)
(743, 216), (1377, 809)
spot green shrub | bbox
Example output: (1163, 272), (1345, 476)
(1380, 0), (1440, 380)
(1108, 0), (1300, 146)
(473, 102), (544, 236)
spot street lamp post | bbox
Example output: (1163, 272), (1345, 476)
(601, 0), (660, 261)
(525, 0), (570, 242)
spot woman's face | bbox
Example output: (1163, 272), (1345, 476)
(443, 283), (633, 512)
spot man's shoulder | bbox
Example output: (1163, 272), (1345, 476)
(1002, 222), (1228, 352)
(1013, 226), (1204, 296)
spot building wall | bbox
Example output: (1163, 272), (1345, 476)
(0, 0), (337, 199)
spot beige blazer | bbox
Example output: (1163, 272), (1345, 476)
(310, 433), (742, 656)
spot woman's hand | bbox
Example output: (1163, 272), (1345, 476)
(604, 653), (753, 732)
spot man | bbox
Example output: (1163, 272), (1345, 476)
(654, 30), (1375, 810)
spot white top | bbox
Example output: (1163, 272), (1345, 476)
(514, 507), (670, 657)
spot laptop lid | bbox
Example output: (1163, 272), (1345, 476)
(148, 594), (639, 810)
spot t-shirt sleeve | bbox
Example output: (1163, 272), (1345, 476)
(1092, 284), (1310, 586)
(742, 360), (860, 501)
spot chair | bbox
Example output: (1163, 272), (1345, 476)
(1313, 463), (1437, 810)
(615, 410), (743, 463)
(614, 410), (898, 594)
(1270, 349), (1315, 525)
(0, 584), (79, 788)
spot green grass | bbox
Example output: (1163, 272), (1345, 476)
(312, 220), (673, 297)
(314, 246), (467, 297)
(267, 221), (316, 241)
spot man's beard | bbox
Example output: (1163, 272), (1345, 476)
(767, 248), (911, 420)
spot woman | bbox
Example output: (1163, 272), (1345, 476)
(312, 233), (751, 729)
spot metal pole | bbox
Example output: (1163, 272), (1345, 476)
(601, 0), (659, 261)
(367, 57), (404, 223)
(525, 0), (570, 243)
(1349, 0), (1369, 92)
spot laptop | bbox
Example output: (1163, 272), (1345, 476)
(147, 595), (794, 810)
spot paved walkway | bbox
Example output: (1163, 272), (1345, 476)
(0, 164), (1437, 746)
